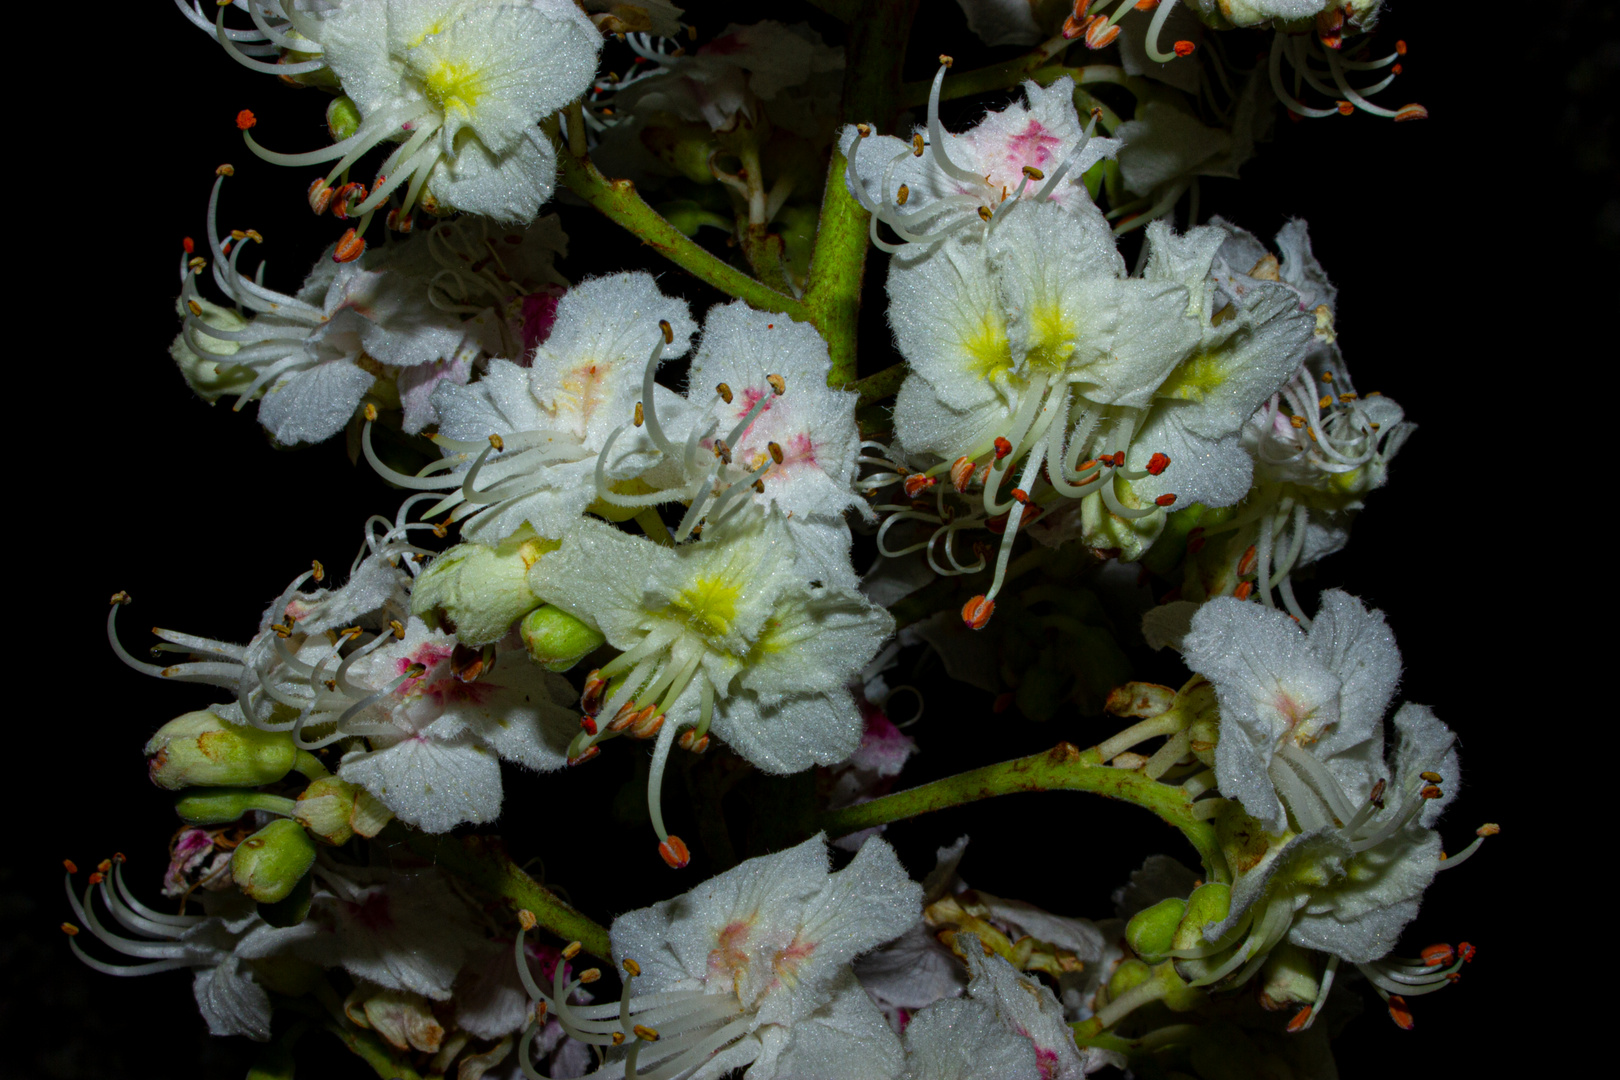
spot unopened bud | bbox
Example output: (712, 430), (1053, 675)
(295, 775), (394, 845)
(412, 527), (559, 646)
(520, 605), (606, 672)
(326, 96), (362, 141)
(1125, 896), (1186, 964)
(1257, 942), (1319, 1010)
(174, 787), (296, 826)
(145, 711), (298, 790)
(231, 819), (318, 903)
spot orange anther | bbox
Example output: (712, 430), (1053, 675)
(561, 942), (583, 961)
(1386, 995), (1414, 1030)
(1174, 40), (1196, 57)
(97, 859), (112, 874)
(1134, 0), (1158, 9)
(1236, 544), (1258, 577)
(1154, 494), (1177, 507)
(962, 595), (995, 630)
(1287, 1007), (1312, 1033)
(1421, 944), (1455, 967)
(994, 437), (1013, 460)
(1084, 16), (1120, 49)
(767, 373), (786, 395)
(236, 109), (257, 130)
(1395, 40), (1408, 55)
(1476, 823), (1500, 837)
(181, 237), (195, 254)
(333, 228), (366, 263)
(88, 872), (104, 885)
(1420, 770), (1442, 783)
(679, 730), (710, 754)
(215, 163), (236, 177)
(1394, 104), (1429, 122)
(1233, 582), (1254, 601)
(1146, 452), (1171, 475)
(658, 835), (691, 869)
(1420, 785), (1442, 800)
(1011, 488), (1030, 504)
(1392, 63), (1404, 75)
(567, 745), (601, 767)
(950, 456), (977, 493)
(1458, 942), (1476, 963)
(517, 909), (537, 930)
(622, 958), (641, 977)
(63, 859), (78, 874)
(1337, 101), (1354, 115)
(904, 473), (937, 498)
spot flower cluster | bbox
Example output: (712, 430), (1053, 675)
(69, 5), (1490, 1079)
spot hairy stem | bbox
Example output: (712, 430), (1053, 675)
(549, 124), (809, 321)
(396, 828), (612, 959)
(803, 0), (919, 387)
(851, 362), (906, 408)
(819, 742), (1228, 883)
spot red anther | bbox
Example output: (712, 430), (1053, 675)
(1154, 494), (1176, 507)
(1420, 784), (1442, 799)
(88, 872), (104, 885)
(904, 473), (937, 498)
(986, 512), (1009, 534)
(333, 228), (367, 263)
(1236, 544), (1258, 577)
(330, 181), (367, 220)
(658, 835), (691, 869)
(579, 716), (598, 736)
(181, 237), (195, 254)
(1336, 101), (1355, 115)
(1011, 488), (1030, 505)
(1421, 944), (1455, 967)
(950, 456), (977, 493)
(567, 745), (601, 767)
(1395, 40), (1408, 55)
(1458, 942), (1476, 963)
(1084, 15), (1120, 49)
(308, 179), (334, 214)
(387, 208), (414, 234)
(1110, 451), (1127, 467)
(581, 670), (607, 717)
(1392, 63), (1404, 75)
(1287, 1007), (1312, 1033)
(1187, 536), (1206, 555)
(1145, 452), (1171, 476)
(994, 437), (1013, 461)
(63, 859), (78, 874)
(1386, 995), (1415, 1031)
(1394, 104), (1429, 122)
(236, 109), (257, 130)
(1233, 582), (1254, 601)
(961, 595), (995, 630)
(1446, 972), (1461, 983)
(1173, 40), (1196, 57)
(993, 691), (1015, 713)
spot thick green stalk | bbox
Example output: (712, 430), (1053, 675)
(324, 1022), (424, 1080)
(802, 0), (919, 388)
(897, 35), (1082, 107)
(397, 829), (612, 958)
(819, 742), (1228, 883)
(551, 131), (809, 322)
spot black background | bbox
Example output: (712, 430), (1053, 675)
(9, 0), (1602, 1076)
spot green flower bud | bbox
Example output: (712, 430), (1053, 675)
(257, 870), (314, 928)
(1173, 881), (1233, 952)
(1126, 897), (1187, 964)
(1080, 480), (1166, 563)
(638, 114), (722, 184)
(520, 604), (605, 672)
(1257, 942), (1320, 1010)
(174, 788), (297, 825)
(295, 776), (393, 845)
(411, 527), (559, 646)
(327, 96), (362, 141)
(146, 711), (297, 791)
(1106, 958), (1153, 1000)
(231, 819), (318, 903)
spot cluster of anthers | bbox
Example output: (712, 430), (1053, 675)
(845, 59), (1106, 253)
(863, 419), (1176, 631)
(513, 914), (748, 1080)
(1268, 9), (1426, 122)
(60, 854), (218, 980)
(1062, 0), (1199, 59)
(582, 32), (688, 135)
(106, 500), (435, 748)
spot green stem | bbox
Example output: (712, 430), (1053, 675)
(819, 742), (1227, 883)
(550, 126), (809, 321)
(292, 749), (329, 780)
(394, 828), (612, 959)
(801, 0), (918, 388)
(851, 362), (906, 408)
(323, 1021), (424, 1080)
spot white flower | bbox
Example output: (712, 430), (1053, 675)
(335, 616), (577, 831)
(174, 175), (568, 443)
(64, 857), (286, 1041)
(529, 509), (894, 864)
(901, 933), (1108, 1080)
(842, 71), (1117, 252)
(685, 302), (865, 586)
(232, 0), (602, 223)
(515, 833), (920, 1080)
(372, 271), (698, 544)
(879, 195), (1198, 620)
(1174, 590), (1489, 1019)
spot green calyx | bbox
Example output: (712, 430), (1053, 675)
(295, 775), (394, 845)
(145, 711), (298, 791)
(412, 527), (558, 646)
(520, 605), (606, 672)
